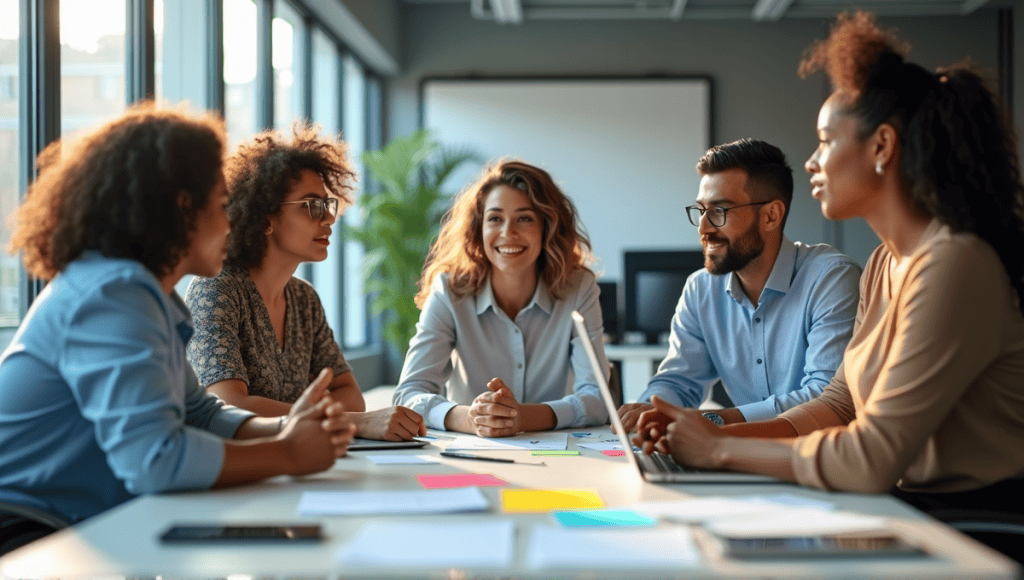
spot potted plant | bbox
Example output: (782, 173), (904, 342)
(346, 129), (479, 357)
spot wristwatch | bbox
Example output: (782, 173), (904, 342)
(701, 411), (725, 426)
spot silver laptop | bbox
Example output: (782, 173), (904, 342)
(571, 311), (781, 484)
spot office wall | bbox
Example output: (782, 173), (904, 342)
(388, 4), (1006, 268)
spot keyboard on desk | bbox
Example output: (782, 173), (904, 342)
(639, 451), (690, 474)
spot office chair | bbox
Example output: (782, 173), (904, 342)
(607, 363), (623, 408)
(928, 508), (1024, 564)
(0, 501), (69, 557)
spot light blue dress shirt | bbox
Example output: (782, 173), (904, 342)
(394, 270), (610, 430)
(640, 238), (860, 422)
(0, 252), (254, 524)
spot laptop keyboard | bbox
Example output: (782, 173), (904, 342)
(639, 451), (688, 474)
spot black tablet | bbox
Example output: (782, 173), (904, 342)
(347, 438), (431, 451)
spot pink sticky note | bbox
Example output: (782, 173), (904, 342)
(601, 450), (626, 457)
(416, 473), (509, 489)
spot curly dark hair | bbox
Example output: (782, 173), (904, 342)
(8, 102), (225, 280)
(800, 10), (1024, 314)
(223, 122), (357, 270)
(416, 159), (593, 308)
(696, 138), (794, 230)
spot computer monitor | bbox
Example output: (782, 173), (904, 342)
(596, 280), (619, 343)
(623, 250), (706, 344)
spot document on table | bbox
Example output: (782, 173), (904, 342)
(526, 525), (699, 570)
(633, 494), (836, 523)
(337, 520), (515, 568)
(364, 454), (439, 465)
(445, 432), (568, 451)
(706, 507), (889, 537)
(296, 487), (489, 516)
(577, 438), (638, 452)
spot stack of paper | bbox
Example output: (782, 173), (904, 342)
(337, 520), (515, 568)
(296, 488), (489, 516)
(446, 432), (568, 451)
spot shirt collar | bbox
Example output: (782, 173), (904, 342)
(168, 290), (195, 344)
(476, 275), (553, 316)
(724, 235), (797, 303)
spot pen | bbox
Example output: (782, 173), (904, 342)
(439, 451), (545, 465)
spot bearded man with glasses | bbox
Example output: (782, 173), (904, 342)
(618, 139), (860, 437)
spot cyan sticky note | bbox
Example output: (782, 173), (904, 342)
(553, 509), (657, 528)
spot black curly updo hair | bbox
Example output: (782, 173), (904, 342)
(223, 122), (356, 270)
(800, 10), (1024, 314)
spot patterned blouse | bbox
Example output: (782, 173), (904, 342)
(185, 267), (351, 404)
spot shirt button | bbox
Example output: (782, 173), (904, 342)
(754, 317), (761, 323)
(517, 363), (523, 369)
(756, 359), (762, 364)
(514, 328), (520, 333)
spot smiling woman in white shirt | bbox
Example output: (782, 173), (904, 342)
(393, 160), (610, 437)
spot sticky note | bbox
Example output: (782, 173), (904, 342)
(553, 509), (657, 528)
(416, 473), (508, 490)
(601, 450), (626, 457)
(500, 488), (605, 513)
(531, 450), (580, 456)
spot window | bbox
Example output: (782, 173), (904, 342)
(224, 0), (257, 147)
(0, 0), (18, 342)
(272, 0), (303, 130)
(342, 54), (367, 348)
(154, 0), (164, 99)
(310, 27), (342, 334)
(60, 0), (126, 135)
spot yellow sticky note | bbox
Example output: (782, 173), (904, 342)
(500, 488), (605, 513)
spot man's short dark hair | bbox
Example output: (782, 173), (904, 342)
(696, 138), (794, 230)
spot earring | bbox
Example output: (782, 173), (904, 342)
(265, 226), (273, 235)
(875, 161), (883, 176)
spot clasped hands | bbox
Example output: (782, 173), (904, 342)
(280, 368), (357, 462)
(468, 377), (521, 437)
(620, 396), (725, 470)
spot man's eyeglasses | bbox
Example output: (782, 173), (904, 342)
(685, 202), (768, 228)
(280, 197), (339, 221)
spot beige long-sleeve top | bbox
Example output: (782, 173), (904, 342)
(780, 220), (1024, 494)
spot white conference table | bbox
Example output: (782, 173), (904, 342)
(0, 427), (1018, 579)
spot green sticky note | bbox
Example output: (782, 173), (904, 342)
(531, 450), (580, 456)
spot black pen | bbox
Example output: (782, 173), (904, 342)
(439, 451), (545, 465)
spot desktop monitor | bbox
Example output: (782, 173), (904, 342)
(623, 250), (706, 344)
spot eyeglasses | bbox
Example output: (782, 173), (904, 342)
(279, 197), (339, 221)
(685, 202), (768, 227)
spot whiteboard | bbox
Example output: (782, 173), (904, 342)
(421, 77), (712, 280)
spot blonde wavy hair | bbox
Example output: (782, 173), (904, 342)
(415, 160), (593, 308)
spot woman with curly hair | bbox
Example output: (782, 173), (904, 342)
(186, 124), (425, 441)
(0, 105), (355, 555)
(643, 11), (1024, 522)
(393, 160), (610, 436)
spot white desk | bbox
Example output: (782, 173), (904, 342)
(1, 428), (1017, 579)
(605, 343), (669, 402)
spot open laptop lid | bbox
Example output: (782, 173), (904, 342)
(572, 310), (781, 484)
(571, 311), (644, 474)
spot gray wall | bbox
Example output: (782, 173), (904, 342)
(388, 3), (1013, 267)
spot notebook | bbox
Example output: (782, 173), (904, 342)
(571, 311), (780, 484)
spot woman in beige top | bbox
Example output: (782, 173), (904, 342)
(637, 11), (1024, 516)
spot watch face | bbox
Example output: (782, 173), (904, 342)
(702, 412), (725, 426)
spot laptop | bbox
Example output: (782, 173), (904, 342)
(571, 311), (781, 484)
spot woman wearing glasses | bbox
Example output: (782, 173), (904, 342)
(393, 160), (609, 436)
(641, 12), (1024, 555)
(186, 125), (425, 441)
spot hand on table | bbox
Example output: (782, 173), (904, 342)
(279, 369), (357, 473)
(631, 406), (673, 455)
(351, 406), (426, 441)
(468, 378), (521, 438)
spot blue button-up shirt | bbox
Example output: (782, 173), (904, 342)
(394, 270), (610, 430)
(0, 253), (254, 524)
(640, 238), (860, 422)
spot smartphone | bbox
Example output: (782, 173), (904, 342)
(159, 524), (323, 544)
(714, 533), (929, 560)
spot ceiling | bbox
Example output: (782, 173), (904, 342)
(400, 0), (1004, 24)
